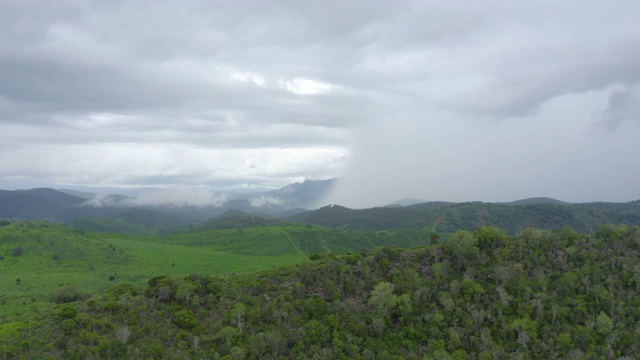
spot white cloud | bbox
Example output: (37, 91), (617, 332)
(81, 194), (125, 207)
(249, 195), (283, 207)
(129, 188), (228, 207)
(231, 71), (266, 87)
(0, 142), (347, 190)
(81, 188), (228, 207)
(280, 78), (334, 95)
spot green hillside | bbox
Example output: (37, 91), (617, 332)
(0, 222), (131, 315)
(69, 208), (191, 234)
(154, 225), (435, 256)
(3, 223), (640, 359)
(0, 222), (308, 318)
(68, 217), (157, 234)
(0, 221), (435, 320)
(171, 211), (284, 234)
(289, 201), (640, 233)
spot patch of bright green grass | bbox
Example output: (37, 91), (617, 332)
(0, 222), (307, 319)
(0, 221), (436, 321)
(125, 225), (436, 256)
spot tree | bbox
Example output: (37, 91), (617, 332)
(445, 230), (479, 271)
(368, 282), (398, 318)
(265, 330), (285, 359)
(115, 327), (131, 343)
(596, 311), (613, 335)
(228, 303), (247, 332)
(474, 226), (507, 252)
(249, 333), (269, 359)
(172, 309), (198, 329)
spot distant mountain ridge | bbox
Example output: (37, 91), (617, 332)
(260, 178), (336, 208)
(0, 180), (337, 232)
(385, 198), (425, 207)
(504, 197), (570, 205)
(2, 185), (639, 235)
(0, 188), (85, 220)
(289, 200), (640, 234)
(56, 188), (96, 199)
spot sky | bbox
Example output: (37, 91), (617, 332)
(1, 0), (639, 208)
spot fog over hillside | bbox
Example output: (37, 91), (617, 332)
(0, 179), (337, 227)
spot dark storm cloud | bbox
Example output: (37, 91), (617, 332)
(467, 40), (640, 118)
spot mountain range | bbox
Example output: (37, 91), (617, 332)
(0, 180), (336, 232)
(2, 181), (639, 235)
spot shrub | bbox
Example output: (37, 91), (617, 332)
(58, 306), (78, 319)
(147, 275), (169, 288)
(12, 247), (23, 256)
(105, 283), (140, 299)
(172, 309), (199, 329)
(48, 286), (90, 304)
(60, 319), (76, 335)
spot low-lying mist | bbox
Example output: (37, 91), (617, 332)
(82, 187), (229, 208)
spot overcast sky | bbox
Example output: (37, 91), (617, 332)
(1, 0), (639, 207)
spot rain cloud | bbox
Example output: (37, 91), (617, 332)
(1, 0), (639, 206)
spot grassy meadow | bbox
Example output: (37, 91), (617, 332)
(0, 221), (435, 325)
(0, 223), (304, 318)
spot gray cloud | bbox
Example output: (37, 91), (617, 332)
(596, 87), (640, 131)
(1, 0), (639, 204)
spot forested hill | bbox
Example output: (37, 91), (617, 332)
(288, 201), (640, 234)
(5, 224), (640, 359)
(0, 188), (85, 220)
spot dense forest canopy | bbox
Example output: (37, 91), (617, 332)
(2, 223), (640, 359)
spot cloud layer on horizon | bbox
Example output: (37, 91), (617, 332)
(1, 0), (639, 206)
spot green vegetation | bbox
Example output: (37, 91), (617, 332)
(69, 208), (191, 234)
(5, 187), (640, 238)
(0, 221), (435, 319)
(171, 211), (285, 233)
(2, 221), (640, 358)
(164, 225), (436, 255)
(290, 201), (640, 233)
(67, 199), (640, 238)
(68, 217), (160, 234)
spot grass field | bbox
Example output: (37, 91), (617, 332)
(0, 222), (311, 319)
(0, 220), (436, 339)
